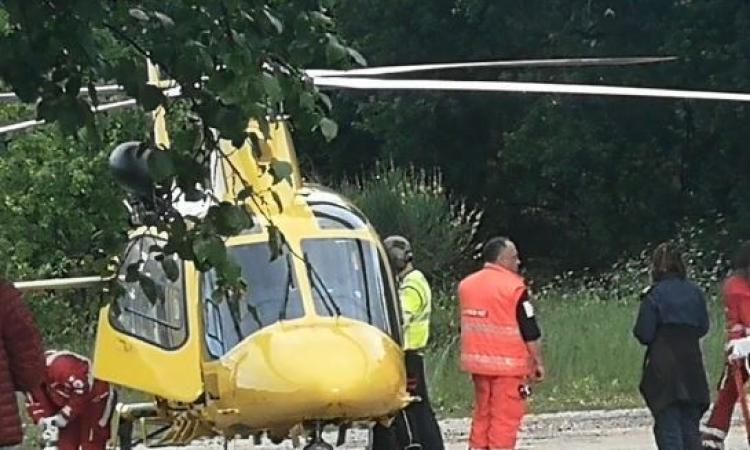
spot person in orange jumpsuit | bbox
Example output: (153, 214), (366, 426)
(26, 350), (116, 450)
(702, 241), (750, 450)
(458, 236), (544, 450)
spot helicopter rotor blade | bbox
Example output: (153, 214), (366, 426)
(312, 76), (750, 103)
(305, 56), (678, 78)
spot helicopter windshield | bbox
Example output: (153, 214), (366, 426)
(302, 238), (391, 334)
(202, 242), (303, 358)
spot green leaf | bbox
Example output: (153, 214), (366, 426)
(299, 92), (316, 111)
(246, 302), (262, 327)
(310, 12), (334, 27)
(263, 7), (284, 34)
(87, 79), (99, 107)
(209, 202), (252, 235)
(138, 274), (161, 305)
(267, 225), (284, 261)
(129, 8), (150, 22)
(139, 84), (166, 111)
(193, 234), (227, 267)
(65, 76), (82, 97)
(270, 191), (284, 212)
(153, 11), (175, 28)
(319, 117), (338, 141)
(348, 48), (367, 66)
(269, 159), (293, 185)
(147, 150), (175, 182)
(262, 72), (283, 103)
(237, 186), (254, 202)
(125, 262), (141, 282)
(318, 92), (332, 111)
(110, 298), (122, 317)
(325, 34), (349, 63)
(217, 257), (244, 290)
(320, 0), (337, 9)
(212, 288), (226, 304)
(162, 258), (180, 282)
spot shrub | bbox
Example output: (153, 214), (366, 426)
(340, 162), (482, 287)
(534, 217), (733, 303)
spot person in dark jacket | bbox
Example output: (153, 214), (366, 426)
(633, 242), (710, 450)
(0, 279), (45, 448)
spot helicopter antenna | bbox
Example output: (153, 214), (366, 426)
(306, 56), (678, 77)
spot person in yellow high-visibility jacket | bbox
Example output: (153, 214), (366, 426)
(371, 235), (445, 450)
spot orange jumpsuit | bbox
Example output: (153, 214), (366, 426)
(26, 351), (115, 450)
(458, 263), (535, 450)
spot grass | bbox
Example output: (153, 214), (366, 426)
(426, 292), (728, 417)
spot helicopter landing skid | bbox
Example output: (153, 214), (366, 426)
(302, 444), (334, 450)
(302, 421), (334, 450)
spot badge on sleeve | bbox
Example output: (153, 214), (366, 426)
(523, 301), (535, 318)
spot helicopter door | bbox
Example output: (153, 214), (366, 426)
(92, 235), (203, 402)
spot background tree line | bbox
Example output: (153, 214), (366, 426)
(2, 0), (750, 285)
(295, 0), (750, 272)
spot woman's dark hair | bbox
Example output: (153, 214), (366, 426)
(732, 241), (750, 279)
(650, 242), (686, 282)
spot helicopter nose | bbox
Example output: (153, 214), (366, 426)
(213, 317), (408, 428)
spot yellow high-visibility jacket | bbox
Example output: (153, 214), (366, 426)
(400, 269), (431, 350)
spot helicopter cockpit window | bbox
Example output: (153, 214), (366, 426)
(201, 243), (303, 358)
(110, 236), (187, 349)
(302, 238), (390, 333)
(310, 202), (368, 230)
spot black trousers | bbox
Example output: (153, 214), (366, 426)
(372, 350), (445, 450)
(653, 401), (703, 450)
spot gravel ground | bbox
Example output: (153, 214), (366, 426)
(147, 407), (750, 449)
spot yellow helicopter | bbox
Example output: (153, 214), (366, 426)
(7, 54), (750, 450)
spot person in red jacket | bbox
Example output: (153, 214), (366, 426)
(458, 236), (544, 450)
(702, 241), (750, 450)
(0, 279), (45, 449)
(26, 350), (116, 450)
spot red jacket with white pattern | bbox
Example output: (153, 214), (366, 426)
(26, 351), (113, 428)
(0, 280), (45, 446)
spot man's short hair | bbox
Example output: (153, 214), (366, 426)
(482, 236), (510, 263)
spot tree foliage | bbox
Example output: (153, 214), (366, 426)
(299, 0), (750, 271)
(0, 0), (363, 292)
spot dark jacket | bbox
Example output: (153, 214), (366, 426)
(633, 275), (710, 414)
(0, 280), (45, 446)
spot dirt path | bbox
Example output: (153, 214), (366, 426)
(165, 408), (750, 449)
